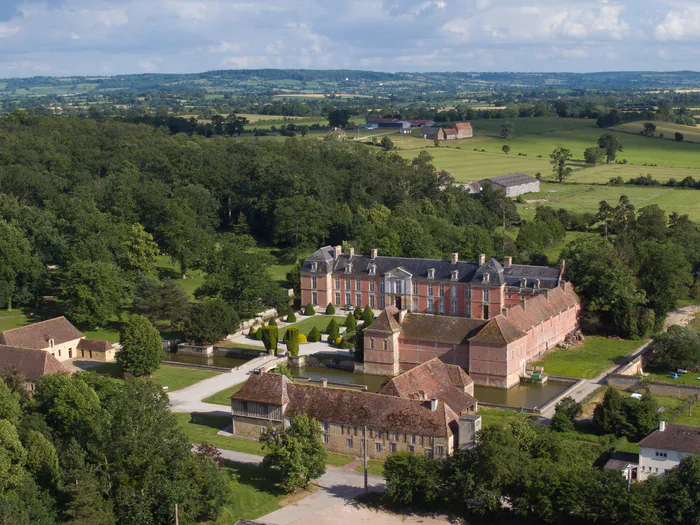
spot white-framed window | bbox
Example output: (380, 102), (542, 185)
(439, 299), (445, 313)
(428, 284), (434, 296)
(413, 281), (418, 295)
(436, 445), (444, 456)
(312, 276), (317, 289)
(370, 295), (376, 308)
(393, 432), (399, 441)
(346, 438), (353, 448)
(324, 434), (329, 444)
(483, 287), (490, 302)
(379, 280), (385, 293)
(413, 297), (419, 311)
(335, 277), (340, 289)
(356, 278), (361, 290)
(345, 293), (351, 306)
(375, 443), (381, 452)
(356, 293), (362, 306)
(379, 296), (385, 308)
(335, 292), (341, 305)
(466, 303), (472, 317)
(58, 349), (62, 357)
(411, 435), (416, 444)
(323, 422), (330, 433)
(451, 285), (457, 297)
(390, 443), (397, 453)
(370, 281), (375, 292)
(466, 287), (472, 300)
(312, 292), (318, 305)
(427, 300), (434, 313)
(439, 284), (445, 297)
(451, 300), (457, 314)
(49, 339), (55, 348)
(345, 278), (351, 289)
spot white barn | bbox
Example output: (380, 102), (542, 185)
(478, 173), (540, 197)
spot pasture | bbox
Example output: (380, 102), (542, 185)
(613, 121), (700, 144)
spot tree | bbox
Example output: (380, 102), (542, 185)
(549, 147), (573, 183)
(502, 144), (511, 154)
(353, 305), (363, 319)
(641, 122), (656, 137)
(361, 305), (375, 324)
(551, 396), (582, 432)
(158, 200), (213, 280)
(224, 114), (247, 136)
(380, 136), (395, 151)
(60, 261), (126, 328)
(500, 121), (515, 138)
(285, 327), (300, 357)
(326, 318), (339, 341)
(23, 430), (59, 491)
(262, 325), (279, 355)
(327, 109), (350, 129)
(649, 325), (700, 371)
(0, 379), (21, 424)
(307, 326), (321, 342)
(598, 133), (624, 163)
(596, 200), (615, 237)
(261, 414), (327, 491)
(121, 223), (158, 280)
(584, 146), (603, 166)
(636, 240), (693, 318)
(132, 278), (190, 329)
(184, 298), (239, 343)
(675, 132), (684, 142)
(344, 312), (356, 331)
(325, 303), (335, 315)
(384, 452), (442, 506)
(0, 219), (45, 311)
(659, 456), (700, 524)
(286, 310), (297, 322)
(273, 196), (328, 258)
(116, 315), (163, 377)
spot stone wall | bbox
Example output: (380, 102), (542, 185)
(176, 343), (213, 356)
(213, 346), (267, 360)
(607, 375), (700, 400)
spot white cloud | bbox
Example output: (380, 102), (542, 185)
(96, 9), (128, 27)
(209, 41), (243, 53)
(0, 24), (19, 38)
(655, 7), (700, 41)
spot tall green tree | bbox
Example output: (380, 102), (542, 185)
(598, 133), (624, 163)
(60, 261), (126, 329)
(549, 147), (573, 183)
(184, 298), (239, 343)
(0, 219), (45, 310)
(121, 223), (159, 280)
(116, 315), (163, 377)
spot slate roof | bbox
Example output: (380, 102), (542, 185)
(0, 345), (70, 382)
(604, 452), (639, 471)
(479, 173), (538, 188)
(302, 247), (562, 288)
(0, 317), (83, 350)
(399, 313), (486, 344)
(77, 339), (113, 352)
(233, 373), (460, 437)
(638, 424), (700, 455)
(379, 358), (477, 414)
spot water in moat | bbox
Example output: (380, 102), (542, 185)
(162, 352), (250, 369)
(292, 365), (571, 408)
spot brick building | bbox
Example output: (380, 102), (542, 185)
(230, 372), (480, 460)
(301, 247), (580, 387)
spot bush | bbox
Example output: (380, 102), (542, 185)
(248, 327), (257, 337)
(268, 317), (277, 326)
(286, 327), (300, 357)
(325, 303), (335, 315)
(117, 315), (163, 377)
(286, 311), (297, 323)
(361, 305), (375, 325)
(344, 313), (357, 331)
(326, 319), (339, 341)
(304, 304), (316, 316)
(307, 326), (321, 343)
(593, 387), (659, 440)
(254, 326), (264, 340)
(334, 337), (342, 345)
(298, 333), (307, 343)
(262, 326), (279, 355)
(353, 305), (362, 319)
(551, 396), (582, 432)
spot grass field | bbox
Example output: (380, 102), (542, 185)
(354, 460), (384, 477)
(479, 407), (534, 428)
(277, 315), (348, 340)
(203, 383), (244, 405)
(644, 364), (700, 387)
(93, 363), (220, 391)
(613, 121), (700, 144)
(155, 255), (205, 299)
(517, 183), (700, 222)
(533, 336), (643, 379)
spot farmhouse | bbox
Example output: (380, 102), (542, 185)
(0, 317), (115, 363)
(478, 173), (540, 197)
(637, 422), (700, 481)
(301, 247), (580, 387)
(421, 122), (472, 141)
(229, 371), (481, 460)
(455, 122), (473, 139)
(0, 345), (69, 390)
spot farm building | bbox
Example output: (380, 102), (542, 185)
(478, 173), (540, 197)
(421, 122), (471, 141)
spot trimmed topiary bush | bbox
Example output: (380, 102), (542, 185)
(262, 325), (279, 355)
(353, 305), (362, 319)
(326, 303), (335, 315)
(361, 305), (375, 325)
(304, 303), (316, 316)
(298, 333), (307, 343)
(286, 311), (297, 323)
(307, 326), (321, 343)
(254, 326), (264, 340)
(326, 319), (339, 341)
(335, 337), (342, 345)
(286, 327), (300, 357)
(344, 312), (357, 331)
(268, 317), (277, 327)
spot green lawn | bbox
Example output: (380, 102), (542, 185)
(479, 407), (535, 428)
(354, 460), (384, 477)
(0, 314), (34, 332)
(176, 413), (354, 466)
(542, 231), (595, 265)
(533, 336), (643, 378)
(93, 363), (219, 391)
(643, 364), (700, 387)
(203, 383), (244, 406)
(155, 255), (205, 299)
(278, 315), (348, 340)
(613, 121), (700, 144)
(212, 461), (285, 525)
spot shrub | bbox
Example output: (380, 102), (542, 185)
(551, 396), (582, 433)
(298, 333), (307, 343)
(344, 313), (357, 331)
(353, 305), (362, 319)
(334, 337), (342, 345)
(361, 305), (375, 325)
(262, 326), (278, 355)
(307, 326), (321, 343)
(286, 327), (300, 357)
(248, 327), (257, 337)
(304, 304), (316, 316)
(184, 298), (239, 344)
(326, 319), (339, 341)
(325, 303), (335, 315)
(254, 326), (263, 340)
(268, 317), (277, 327)
(286, 311), (297, 323)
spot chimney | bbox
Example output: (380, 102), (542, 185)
(504, 256), (512, 268)
(398, 310), (408, 323)
(334, 245), (342, 259)
(560, 259), (566, 274)
(371, 248), (378, 260)
(349, 247), (355, 257)
(321, 378), (328, 388)
(451, 252), (459, 264)
(430, 397), (438, 412)
(659, 421), (666, 432)
(479, 253), (486, 265)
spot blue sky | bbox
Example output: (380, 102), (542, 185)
(0, 0), (699, 77)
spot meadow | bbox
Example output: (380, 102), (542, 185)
(613, 121), (700, 144)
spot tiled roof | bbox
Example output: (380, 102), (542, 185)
(479, 173), (538, 188)
(0, 317), (83, 350)
(638, 424), (700, 455)
(379, 358), (477, 414)
(399, 313), (486, 344)
(455, 122), (472, 131)
(230, 373), (291, 405)
(77, 339), (113, 352)
(367, 306), (401, 332)
(302, 247), (562, 288)
(604, 452), (639, 471)
(0, 345), (70, 382)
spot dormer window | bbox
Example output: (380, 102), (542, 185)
(345, 263), (353, 274)
(451, 270), (459, 281)
(49, 339), (54, 348)
(428, 268), (435, 280)
(369, 263), (376, 276)
(311, 262), (318, 272)
(520, 278), (527, 288)
(535, 279), (541, 290)
(482, 273), (490, 283)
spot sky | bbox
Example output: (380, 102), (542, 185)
(0, 0), (699, 78)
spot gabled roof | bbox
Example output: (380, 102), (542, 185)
(367, 306), (401, 332)
(0, 317), (84, 350)
(230, 373), (292, 405)
(455, 122), (472, 131)
(400, 313), (486, 344)
(378, 358), (477, 414)
(0, 345), (70, 382)
(638, 424), (700, 454)
(479, 173), (538, 188)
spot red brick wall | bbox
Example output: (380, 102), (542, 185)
(399, 339), (469, 369)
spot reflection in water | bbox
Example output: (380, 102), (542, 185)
(293, 366), (388, 392)
(162, 352), (250, 369)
